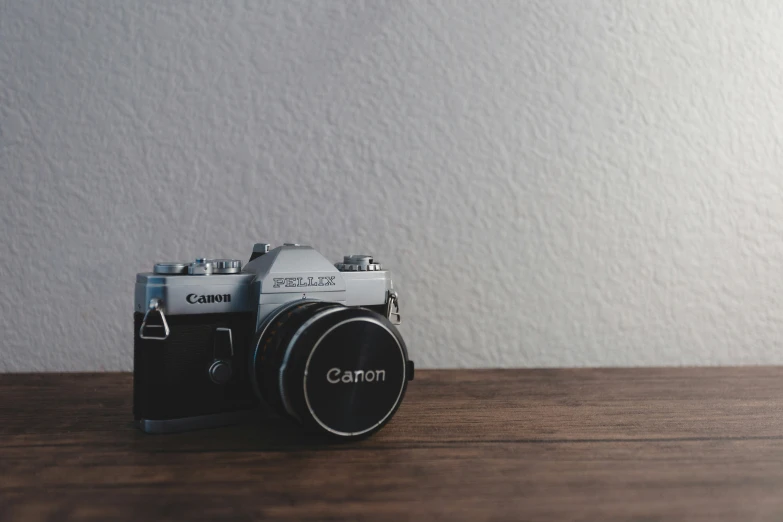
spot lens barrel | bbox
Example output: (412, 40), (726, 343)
(251, 301), (412, 439)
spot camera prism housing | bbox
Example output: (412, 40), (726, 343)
(133, 243), (413, 439)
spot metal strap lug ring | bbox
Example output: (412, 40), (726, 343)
(139, 298), (170, 340)
(385, 291), (401, 325)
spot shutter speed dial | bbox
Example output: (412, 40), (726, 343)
(335, 254), (382, 272)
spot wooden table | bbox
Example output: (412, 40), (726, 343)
(2, 368), (783, 521)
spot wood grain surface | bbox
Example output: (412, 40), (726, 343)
(2, 368), (783, 521)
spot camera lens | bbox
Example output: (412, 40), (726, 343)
(250, 301), (412, 439)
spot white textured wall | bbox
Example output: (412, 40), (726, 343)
(3, 1), (783, 371)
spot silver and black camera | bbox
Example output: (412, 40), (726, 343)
(134, 243), (414, 439)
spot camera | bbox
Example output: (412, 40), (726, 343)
(134, 243), (414, 439)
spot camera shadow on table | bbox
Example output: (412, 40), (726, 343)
(127, 414), (362, 454)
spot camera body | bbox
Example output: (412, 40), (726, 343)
(134, 243), (409, 438)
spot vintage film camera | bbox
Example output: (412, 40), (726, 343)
(134, 243), (413, 440)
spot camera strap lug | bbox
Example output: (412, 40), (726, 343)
(386, 291), (402, 325)
(139, 298), (170, 340)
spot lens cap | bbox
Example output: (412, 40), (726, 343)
(301, 317), (407, 436)
(253, 304), (411, 439)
